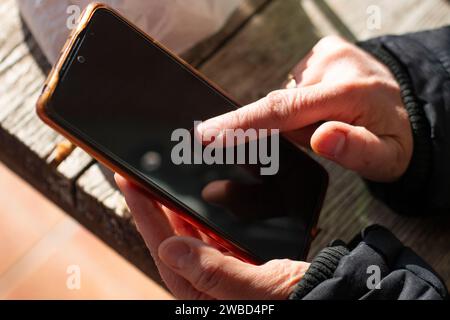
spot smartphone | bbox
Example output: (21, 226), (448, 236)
(37, 3), (328, 264)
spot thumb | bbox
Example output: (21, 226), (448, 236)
(311, 121), (407, 182)
(158, 236), (309, 300)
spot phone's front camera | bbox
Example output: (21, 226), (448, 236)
(77, 55), (86, 64)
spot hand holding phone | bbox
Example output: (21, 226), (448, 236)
(115, 174), (311, 300)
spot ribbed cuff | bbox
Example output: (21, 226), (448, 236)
(289, 245), (349, 300)
(358, 41), (433, 215)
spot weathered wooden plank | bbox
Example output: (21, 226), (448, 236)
(182, 0), (272, 66)
(0, 0), (60, 158)
(0, 37), (42, 122)
(0, 1), (62, 167)
(200, 0), (323, 104)
(0, 0), (92, 208)
(0, 0), (25, 57)
(303, 0), (450, 40)
(44, 147), (94, 206)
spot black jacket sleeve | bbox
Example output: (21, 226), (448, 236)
(357, 26), (450, 216)
(289, 225), (448, 300)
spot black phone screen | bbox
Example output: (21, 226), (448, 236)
(46, 8), (328, 262)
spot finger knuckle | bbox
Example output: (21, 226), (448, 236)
(332, 45), (358, 61)
(228, 108), (247, 130)
(176, 286), (210, 300)
(194, 260), (222, 293)
(388, 139), (410, 180)
(336, 78), (391, 101)
(264, 259), (295, 276)
(366, 77), (399, 92)
(312, 40), (359, 74)
(258, 259), (300, 298)
(189, 289), (210, 300)
(335, 80), (367, 98)
(353, 126), (375, 170)
(316, 35), (345, 49)
(336, 81), (357, 94)
(264, 91), (292, 123)
(167, 276), (202, 300)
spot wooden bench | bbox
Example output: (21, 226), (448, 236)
(1, 0), (449, 289)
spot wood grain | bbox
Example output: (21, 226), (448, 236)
(182, 0), (273, 66)
(200, 0), (322, 104)
(300, 0), (450, 42)
(0, 0), (92, 213)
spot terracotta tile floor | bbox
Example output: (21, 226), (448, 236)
(0, 162), (172, 299)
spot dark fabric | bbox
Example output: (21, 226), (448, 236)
(289, 245), (349, 300)
(290, 225), (448, 300)
(358, 42), (432, 216)
(358, 26), (450, 216)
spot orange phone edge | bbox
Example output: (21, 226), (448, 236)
(36, 2), (265, 265)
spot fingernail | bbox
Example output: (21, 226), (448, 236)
(196, 120), (213, 136)
(160, 240), (191, 269)
(196, 121), (222, 144)
(316, 131), (346, 158)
